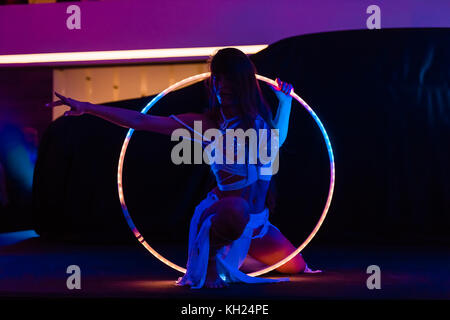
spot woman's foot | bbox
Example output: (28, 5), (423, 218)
(205, 257), (228, 288)
(205, 276), (228, 288)
(303, 263), (322, 273)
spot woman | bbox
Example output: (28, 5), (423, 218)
(46, 48), (320, 289)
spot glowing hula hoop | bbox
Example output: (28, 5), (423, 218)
(117, 72), (335, 277)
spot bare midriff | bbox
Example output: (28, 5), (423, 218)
(211, 180), (270, 214)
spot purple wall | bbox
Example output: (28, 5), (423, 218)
(0, 68), (52, 138)
(0, 0), (449, 65)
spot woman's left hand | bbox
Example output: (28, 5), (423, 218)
(270, 78), (293, 103)
(45, 92), (89, 117)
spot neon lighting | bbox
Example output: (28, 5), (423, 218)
(0, 45), (268, 65)
(117, 72), (335, 277)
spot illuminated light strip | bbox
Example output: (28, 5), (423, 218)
(249, 75), (335, 277)
(117, 72), (335, 276)
(0, 45), (268, 64)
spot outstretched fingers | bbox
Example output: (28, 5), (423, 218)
(54, 91), (66, 100)
(45, 92), (75, 108)
(55, 92), (71, 104)
(45, 100), (65, 108)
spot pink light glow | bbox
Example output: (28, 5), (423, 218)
(117, 72), (335, 277)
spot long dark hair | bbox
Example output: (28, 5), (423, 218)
(205, 47), (275, 130)
(204, 47), (278, 214)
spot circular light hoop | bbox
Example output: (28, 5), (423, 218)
(117, 72), (335, 277)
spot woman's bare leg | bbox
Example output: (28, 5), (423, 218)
(247, 225), (307, 274)
(201, 197), (250, 288)
(239, 254), (269, 273)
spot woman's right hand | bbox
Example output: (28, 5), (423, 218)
(45, 92), (90, 117)
(269, 78), (293, 103)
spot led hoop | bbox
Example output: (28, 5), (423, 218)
(117, 72), (335, 277)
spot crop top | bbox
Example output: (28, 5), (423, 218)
(169, 109), (277, 191)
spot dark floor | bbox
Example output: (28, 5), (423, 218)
(0, 230), (449, 299)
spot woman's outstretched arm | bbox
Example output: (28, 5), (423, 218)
(46, 92), (211, 136)
(270, 79), (293, 146)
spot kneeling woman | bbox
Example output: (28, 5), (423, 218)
(47, 48), (319, 289)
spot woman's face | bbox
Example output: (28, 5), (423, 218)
(212, 75), (233, 105)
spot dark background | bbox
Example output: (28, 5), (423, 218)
(0, 68), (52, 231)
(5, 28), (450, 248)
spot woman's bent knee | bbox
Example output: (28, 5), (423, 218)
(210, 197), (250, 243)
(276, 254), (306, 274)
